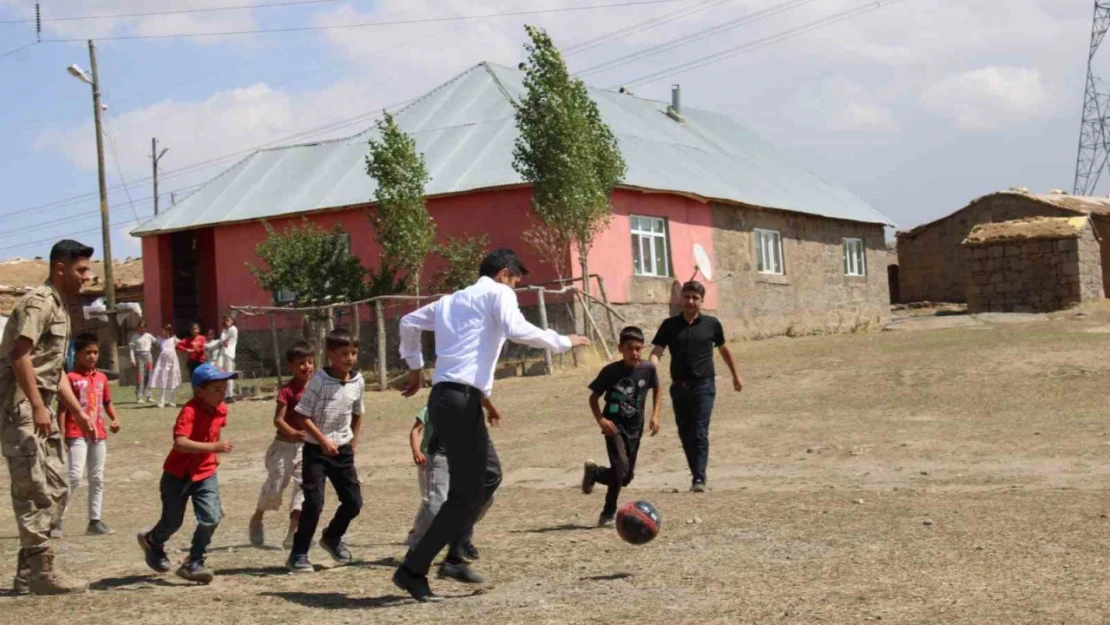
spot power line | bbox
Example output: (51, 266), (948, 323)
(0, 40), (36, 59)
(0, 0), (341, 24)
(616, 0), (910, 88)
(565, 0), (733, 56)
(0, 217), (143, 257)
(577, 0), (820, 76)
(101, 115), (142, 223)
(40, 0), (684, 41)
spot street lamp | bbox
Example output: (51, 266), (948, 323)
(67, 41), (120, 374)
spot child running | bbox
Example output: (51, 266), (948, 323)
(150, 324), (182, 408)
(249, 340), (314, 549)
(129, 321), (156, 403)
(138, 363), (238, 584)
(286, 328), (364, 573)
(581, 326), (661, 526)
(55, 333), (121, 538)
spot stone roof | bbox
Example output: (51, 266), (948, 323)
(0, 258), (143, 316)
(961, 216), (1090, 247)
(898, 190), (1110, 240)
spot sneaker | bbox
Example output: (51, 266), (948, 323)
(691, 481), (707, 493)
(393, 566), (443, 603)
(286, 553), (314, 574)
(249, 521), (265, 548)
(48, 524), (63, 540)
(157, 402), (164, 409)
(169, 402), (177, 408)
(582, 461), (598, 495)
(460, 541), (480, 562)
(319, 534), (352, 565)
(597, 512), (616, 527)
(86, 520), (113, 536)
(438, 560), (485, 584)
(137, 532), (171, 573)
(176, 559), (214, 584)
(136, 397), (145, 404)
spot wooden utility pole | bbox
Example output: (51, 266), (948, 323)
(89, 40), (120, 373)
(152, 138), (168, 215)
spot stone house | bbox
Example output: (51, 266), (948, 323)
(131, 62), (893, 373)
(896, 190), (1110, 303)
(962, 217), (1104, 313)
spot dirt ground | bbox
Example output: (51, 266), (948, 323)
(4, 305), (1110, 624)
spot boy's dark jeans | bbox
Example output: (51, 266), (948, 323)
(670, 378), (716, 484)
(590, 429), (642, 516)
(292, 443), (362, 556)
(149, 472), (222, 562)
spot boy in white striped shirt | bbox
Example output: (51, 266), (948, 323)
(285, 328), (364, 573)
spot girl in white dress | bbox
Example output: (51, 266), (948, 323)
(149, 324), (182, 408)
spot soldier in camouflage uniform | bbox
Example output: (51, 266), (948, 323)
(2, 239), (98, 595)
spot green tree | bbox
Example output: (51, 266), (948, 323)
(431, 233), (490, 293)
(248, 220), (368, 311)
(365, 111), (435, 295)
(512, 25), (626, 295)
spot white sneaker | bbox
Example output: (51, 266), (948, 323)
(157, 402), (165, 409)
(137, 397), (145, 404)
(169, 402), (177, 408)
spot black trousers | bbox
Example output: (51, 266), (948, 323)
(291, 443), (362, 556)
(591, 430), (642, 516)
(404, 383), (501, 575)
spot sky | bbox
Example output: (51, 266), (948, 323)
(0, 0), (1099, 262)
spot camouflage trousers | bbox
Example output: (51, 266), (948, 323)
(1, 399), (67, 547)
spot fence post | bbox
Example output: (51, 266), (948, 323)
(536, 288), (553, 375)
(577, 290), (612, 361)
(595, 275), (620, 345)
(375, 300), (388, 392)
(269, 312), (283, 387)
(351, 305), (360, 343)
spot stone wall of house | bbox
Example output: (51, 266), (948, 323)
(897, 195), (1075, 303)
(964, 228), (1105, 313)
(711, 203), (890, 339)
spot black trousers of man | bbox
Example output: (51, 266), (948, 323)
(404, 382), (501, 575)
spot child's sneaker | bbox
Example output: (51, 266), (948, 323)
(157, 401), (164, 409)
(597, 512), (616, 527)
(136, 397), (145, 404)
(582, 461), (598, 494)
(286, 553), (313, 573)
(319, 534), (352, 565)
(137, 532), (171, 573)
(176, 559), (214, 584)
(86, 520), (113, 536)
(249, 521), (265, 548)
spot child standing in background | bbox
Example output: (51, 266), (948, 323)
(129, 320), (156, 403)
(177, 322), (207, 376)
(150, 324), (182, 408)
(206, 316), (238, 403)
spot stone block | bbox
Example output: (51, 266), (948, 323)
(988, 246), (1004, 258)
(1057, 239), (1078, 252)
(996, 282), (1011, 294)
(972, 248), (988, 259)
(1061, 263), (1079, 277)
(1005, 245), (1021, 257)
(989, 272), (1004, 284)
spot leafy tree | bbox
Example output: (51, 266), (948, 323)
(512, 25), (626, 296)
(431, 233), (490, 293)
(365, 111), (435, 295)
(248, 220), (368, 313)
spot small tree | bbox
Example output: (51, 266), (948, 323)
(431, 233), (490, 293)
(512, 25), (626, 296)
(521, 223), (571, 282)
(248, 220), (368, 311)
(366, 111), (435, 295)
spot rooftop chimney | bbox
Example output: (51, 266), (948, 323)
(666, 84), (684, 122)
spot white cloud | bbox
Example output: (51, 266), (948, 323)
(920, 66), (1059, 130)
(791, 77), (898, 132)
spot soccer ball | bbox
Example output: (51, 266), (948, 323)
(615, 500), (661, 545)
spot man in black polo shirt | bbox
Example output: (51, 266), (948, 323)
(650, 281), (742, 492)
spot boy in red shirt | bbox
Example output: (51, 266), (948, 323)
(249, 340), (314, 549)
(54, 333), (121, 538)
(175, 322), (207, 376)
(137, 362), (237, 584)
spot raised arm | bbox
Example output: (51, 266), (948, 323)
(494, 288), (586, 352)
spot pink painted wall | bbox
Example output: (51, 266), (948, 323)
(141, 235), (173, 328)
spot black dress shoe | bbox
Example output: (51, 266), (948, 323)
(438, 560), (485, 584)
(461, 541), (480, 561)
(392, 566), (443, 603)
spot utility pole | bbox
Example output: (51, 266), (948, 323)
(152, 138), (168, 215)
(89, 40), (120, 373)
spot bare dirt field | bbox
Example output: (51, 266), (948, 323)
(4, 305), (1110, 624)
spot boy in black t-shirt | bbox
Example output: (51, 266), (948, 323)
(581, 326), (661, 526)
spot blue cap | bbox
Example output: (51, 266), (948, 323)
(191, 362), (240, 388)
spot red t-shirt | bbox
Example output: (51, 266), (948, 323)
(277, 378), (307, 437)
(176, 335), (207, 363)
(163, 398), (227, 482)
(62, 369), (110, 440)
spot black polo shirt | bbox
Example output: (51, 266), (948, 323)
(651, 313), (725, 381)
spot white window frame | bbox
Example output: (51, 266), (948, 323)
(843, 237), (866, 276)
(275, 289), (297, 304)
(630, 215), (672, 278)
(755, 228), (784, 275)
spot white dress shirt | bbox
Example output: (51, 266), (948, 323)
(399, 276), (572, 397)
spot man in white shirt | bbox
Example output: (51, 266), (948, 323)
(206, 315), (238, 402)
(392, 248), (588, 603)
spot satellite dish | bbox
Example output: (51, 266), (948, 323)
(692, 243), (713, 282)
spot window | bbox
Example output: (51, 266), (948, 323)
(630, 215), (671, 277)
(843, 238), (866, 276)
(275, 289), (297, 304)
(755, 229), (784, 275)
